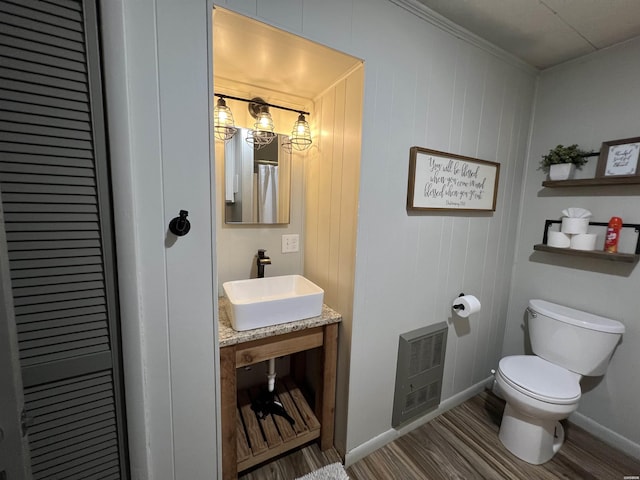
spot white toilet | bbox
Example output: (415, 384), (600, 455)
(495, 299), (624, 465)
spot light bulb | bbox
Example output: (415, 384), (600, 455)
(290, 113), (312, 151)
(213, 97), (237, 141)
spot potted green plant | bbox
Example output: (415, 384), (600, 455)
(539, 144), (590, 180)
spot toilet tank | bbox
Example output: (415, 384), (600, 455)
(528, 299), (625, 376)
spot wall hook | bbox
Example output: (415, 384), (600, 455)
(169, 210), (191, 237)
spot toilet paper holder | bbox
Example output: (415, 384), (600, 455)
(452, 293), (465, 310)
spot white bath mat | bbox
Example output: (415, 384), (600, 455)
(294, 462), (349, 480)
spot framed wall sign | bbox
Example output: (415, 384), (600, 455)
(596, 136), (640, 177)
(407, 147), (500, 212)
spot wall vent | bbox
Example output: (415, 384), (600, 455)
(392, 322), (448, 427)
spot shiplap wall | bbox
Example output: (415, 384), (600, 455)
(303, 65), (364, 456)
(219, 0), (537, 457)
(505, 37), (640, 456)
(347, 41), (535, 455)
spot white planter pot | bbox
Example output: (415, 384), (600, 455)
(549, 163), (575, 181)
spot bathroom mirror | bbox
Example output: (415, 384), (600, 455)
(224, 128), (292, 224)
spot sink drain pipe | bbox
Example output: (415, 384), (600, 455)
(267, 358), (276, 392)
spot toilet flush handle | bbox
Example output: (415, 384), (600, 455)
(525, 307), (537, 318)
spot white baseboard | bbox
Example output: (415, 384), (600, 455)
(344, 377), (492, 468)
(569, 411), (640, 461)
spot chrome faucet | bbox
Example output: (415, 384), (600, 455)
(257, 249), (271, 278)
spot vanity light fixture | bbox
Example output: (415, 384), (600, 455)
(290, 113), (312, 151)
(246, 102), (276, 149)
(213, 93), (312, 150)
(213, 97), (237, 141)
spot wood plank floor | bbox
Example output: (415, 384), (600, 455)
(238, 441), (342, 480)
(240, 390), (640, 479)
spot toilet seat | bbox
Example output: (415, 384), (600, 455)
(498, 356), (581, 405)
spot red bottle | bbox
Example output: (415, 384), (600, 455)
(604, 217), (623, 253)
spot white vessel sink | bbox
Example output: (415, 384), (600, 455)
(222, 275), (324, 331)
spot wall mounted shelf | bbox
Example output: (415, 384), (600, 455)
(535, 219), (640, 264)
(542, 176), (640, 188)
(533, 244), (638, 263)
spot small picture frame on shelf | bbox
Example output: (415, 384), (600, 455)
(596, 136), (640, 177)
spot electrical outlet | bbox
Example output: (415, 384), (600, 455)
(281, 234), (300, 253)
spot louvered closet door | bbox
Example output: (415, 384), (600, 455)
(0, 0), (129, 478)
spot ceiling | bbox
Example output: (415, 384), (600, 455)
(414, 0), (640, 69)
(213, 8), (362, 109)
(214, 2), (640, 99)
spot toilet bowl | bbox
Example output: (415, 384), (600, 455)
(496, 299), (624, 465)
(495, 355), (581, 464)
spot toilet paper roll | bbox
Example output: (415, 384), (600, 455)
(547, 231), (571, 248)
(561, 217), (589, 234)
(570, 233), (597, 251)
(452, 295), (481, 318)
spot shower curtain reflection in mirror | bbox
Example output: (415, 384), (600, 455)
(224, 128), (291, 224)
(257, 163), (278, 223)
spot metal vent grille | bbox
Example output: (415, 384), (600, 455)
(403, 380), (440, 414)
(408, 330), (444, 376)
(392, 322), (447, 427)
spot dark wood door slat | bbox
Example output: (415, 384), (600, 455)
(27, 404), (114, 436)
(0, 89), (89, 113)
(0, 99), (90, 122)
(10, 263), (102, 279)
(3, 0), (82, 22)
(17, 313), (107, 333)
(0, 36), (85, 66)
(0, 152), (93, 168)
(0, 45), (86, 73)
(0, 23), (84, 53)
(0, 162), (94, 178)
(20, 342), (109, 365)
(0, 67), (87, 92)
(0, 55), (86, 83)
(0, 121), (92, 142)
(0, 7), (83, 39)
(15, 304), (106, 325)
(1, 183), (96, 195)
(44, 0), (83, 13)
(7, 229), (100, 241)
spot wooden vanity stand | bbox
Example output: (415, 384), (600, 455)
(218, 299), (341, 480)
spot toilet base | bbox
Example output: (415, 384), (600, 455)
(499, 403), (565, 465)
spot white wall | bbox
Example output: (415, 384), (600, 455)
(347, 5), (536, 454)
(100, 1), (219, 479)
(218, 0), (537, 458)
(505, 37), (640, 456)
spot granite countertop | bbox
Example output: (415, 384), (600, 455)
(218, 296), (342, 347)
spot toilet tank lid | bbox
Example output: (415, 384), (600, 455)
(529, 299), (625, 334)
